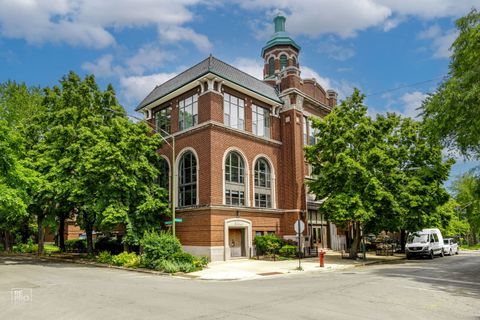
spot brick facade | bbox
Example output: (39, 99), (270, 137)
(138, 15), (343, 260)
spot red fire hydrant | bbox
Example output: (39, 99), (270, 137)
(319, 250), (326, 267)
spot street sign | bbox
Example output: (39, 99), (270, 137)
(294, 219), (305, 234)
(165, 218), (183, 225)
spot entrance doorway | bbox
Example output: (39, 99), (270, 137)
(229, 228), (246, 258)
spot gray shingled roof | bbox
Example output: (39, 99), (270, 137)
(136, 55), (282, 111)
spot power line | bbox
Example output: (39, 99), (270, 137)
(365, 75), (445, 97)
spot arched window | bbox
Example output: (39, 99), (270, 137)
(268, 57), (275, 76)
(178, 151), (197, 207)
(254, 158), (272, 208)
(225, 151), (246, 206)
(280, 54), (288, 70)
(158, 157), (170, 192)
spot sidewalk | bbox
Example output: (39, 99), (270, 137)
(188, 251), (405, 281)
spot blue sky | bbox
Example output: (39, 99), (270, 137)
(0, 0), (478, 185)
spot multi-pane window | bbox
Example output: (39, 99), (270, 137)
(225, 151), (245, 206)
(280, 54), (288, 70)
(268, 57), (275, 76)
(178, 94), (198, 131)
(252, 105), (270, 138)
(224, 93), (244, 130)
(303, 116), (317, 145)
(155, 107), (171, 136)
(158, 157), (170, 192)
(178, 151), (197, 207)
(254, 158), (272, 208)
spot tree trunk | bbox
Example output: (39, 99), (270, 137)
(400, 229), (406, 253)
(4, 230), (12, 252)
(349, 222), (361, 259)
(86, 223), (94, 255)
(58, 213), (66, 252)
(37, 213), (45, 255)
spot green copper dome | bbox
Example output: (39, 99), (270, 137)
(261, 15), (301, 57)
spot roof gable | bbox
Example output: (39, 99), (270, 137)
(136, 56), (281, 111)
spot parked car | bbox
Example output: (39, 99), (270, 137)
(443, 238), (459, 256)
(405, 228), (444, 259)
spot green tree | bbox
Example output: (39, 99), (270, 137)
(451, 172), (480, 244)
(32, 72), (169, 254)
(306, 89), (452, 257)
(422, 9), (480, 158)
(0, 121), (39, 251)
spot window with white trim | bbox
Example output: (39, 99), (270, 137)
(268, 57), (275, 76)
(178, 151), (197, 207)
(225, 151), (246, 206)
(178, 94), (198, 131)
(155, 106), (171, 136)
(252, 104), (270, 138)
(224, 93), (244, 130)
(254, 158), (272, 208)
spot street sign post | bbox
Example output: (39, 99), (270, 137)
(294, 219), (305, 270)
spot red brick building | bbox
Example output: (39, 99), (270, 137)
(137, 15), (346, 261)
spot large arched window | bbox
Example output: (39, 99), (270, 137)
(225, 151), (246, 206)
(158, 157), (170, 192)
(280, 54), (288, 70)
(268, 57), (275, 76)
(178, 151), (197, 207)
(254, 158), (272, 208)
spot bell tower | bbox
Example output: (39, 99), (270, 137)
(261, 15), (301, 88)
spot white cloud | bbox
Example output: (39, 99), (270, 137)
(231, 58), (264, 80)
(418, 25), (458, 59)
(241, 0), (391, 38)
(376, 0), (480, 19)
(82, 55), (124, 77)
(240, 0), (477, 38)
(120, 72), (178, 104)
(400, 91), (428, 119)
(0, 0), (209, 50)
(125, 44), (175, 75)
(158, 26), (212, 52)
(301, 66), (332, 90)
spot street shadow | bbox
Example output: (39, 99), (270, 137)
(0, 255), (98, 269)
(370, 255), (480, 298)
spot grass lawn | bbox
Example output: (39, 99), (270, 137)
(460, 244), (480, 250)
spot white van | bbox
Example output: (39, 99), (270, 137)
(405, 228), (444, 259)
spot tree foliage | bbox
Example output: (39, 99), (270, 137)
(305, 89), (453, 257)
(422, 9), (480, 158)
(26, 72), (169, 253)
(451, 172), (480, 243)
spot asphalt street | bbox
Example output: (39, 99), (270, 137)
(1, 252), (479, 320)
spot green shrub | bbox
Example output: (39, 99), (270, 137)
(13, 239), (36, 253)
(170, 252), (195, 264)
(111, 252), (140, 268)
(193, 256), (209, 269)
(279, 245), (296, 257)
(65, 239), (87, 253)
(254, 234), (283, 256)
(157, 259), (180, 273)
(140, 230), (182, 262)
(97, 251), (113, 264)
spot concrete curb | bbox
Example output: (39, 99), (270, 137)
(0, 253), (174, 277)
